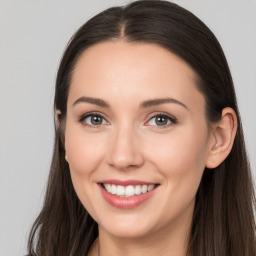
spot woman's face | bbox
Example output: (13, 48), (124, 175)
(64, 41), (213, 239)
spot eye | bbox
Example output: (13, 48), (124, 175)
(80, 113), (108, 127)
(147, 114), (177, 127)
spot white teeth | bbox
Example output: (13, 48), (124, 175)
(103, 184), (156, 197)
(111, 184), (117, 195)
(125, 185), (135, 197)
(105, 184), (112, 193)
(147, 185), (155, 192)
(116, 185), (125, 196)
(141, 185), (147, 194)
(134, 185), (142, 195)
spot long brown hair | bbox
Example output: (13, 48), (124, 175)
(27, 1), (256, 255)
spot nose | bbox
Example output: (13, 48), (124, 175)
(107, 125), (144, 170)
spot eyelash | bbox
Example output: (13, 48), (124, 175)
(146, 113), (177, 128)
(79, 112), (177, 128)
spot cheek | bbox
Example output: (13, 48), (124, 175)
(146, 126), (209, 218)
(65, 126), (106, 176)
(146, 125), (209, 183)
(64, 124), (107, 216)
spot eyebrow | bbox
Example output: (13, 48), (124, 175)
(72, 96), (110, 108)
(72, 96), (188, 110)
(140, 98), (188, 110)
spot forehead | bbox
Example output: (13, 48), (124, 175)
(72, 40), (197, 85)
(68, 40), (204, 111)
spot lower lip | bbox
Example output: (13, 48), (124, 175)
(99, 184), (158, 209)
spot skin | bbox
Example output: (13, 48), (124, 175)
(62, 41), (237, 256)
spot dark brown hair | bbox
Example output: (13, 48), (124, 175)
(27, 1), (256, 255)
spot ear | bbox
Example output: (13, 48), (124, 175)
(56, 109), (62, 125)
(56, 110), (69, 162)
(205, 107), (237, 169)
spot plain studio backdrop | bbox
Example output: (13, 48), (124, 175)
(0, 1), (255, 255)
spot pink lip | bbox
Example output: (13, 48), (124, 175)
(98, 179), (156, 186)
(98, 183), (159, 209)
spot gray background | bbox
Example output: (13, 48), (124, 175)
(0, 1), (255, 255)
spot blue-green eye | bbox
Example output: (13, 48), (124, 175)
(147, 114), (176, 127)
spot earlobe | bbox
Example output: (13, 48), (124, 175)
(205, 107), (237, 169)
(65, 153), (69, 162)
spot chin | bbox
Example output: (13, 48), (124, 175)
(102, 225), (153, 239)
(98, 214), (157, 239)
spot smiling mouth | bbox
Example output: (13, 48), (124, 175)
(100, 183), (159, 197)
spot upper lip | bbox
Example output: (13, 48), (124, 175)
(98, 179), (158, 186)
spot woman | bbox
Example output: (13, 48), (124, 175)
(27, 1), (256, 255)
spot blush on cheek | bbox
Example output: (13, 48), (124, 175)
(65, 135), (106, 177)
(150, 135), (206, 178)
